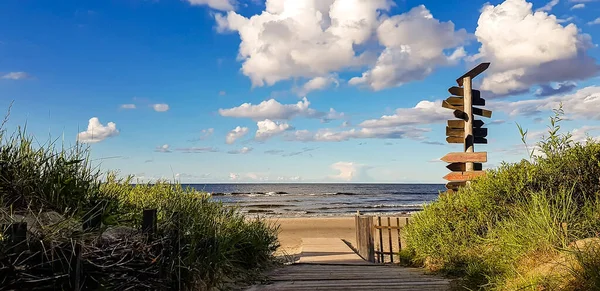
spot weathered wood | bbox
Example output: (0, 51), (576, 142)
(474, 137), (488, 144)
(442, 100), (463, 112)
(71, 242), (82, 291)
(446, 162), (482, 171)
(377, 216), (383, 263)
(446, 94), (485, 106)
(463, 76), (475, 180)
(142, 209), (157, 235)
(446, 181), (466, 189)
(473, 128), (488, 137)
(446, 127), (463, 137)
(456, 62), (490, 86)
(396, 217), (401, 251)
(443, 171), (486, 181)
(448, 87), (481, 99)
(441, 152), (487, 163)
(453, 110), (467, 120)
(446, 136), (463, 144)
(387, 217), (393, 263)
(355, 215), (375, 262)
(373, 225), (402, 230)
(473, 107), (492, 118)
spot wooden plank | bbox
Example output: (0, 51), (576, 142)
(446, 162), (482, 171)
(387, 217), (393, 263)
(355, 215), (375, 262)
(378, 216), (383, 263)
(447, 120), (484, 129)
(473, 107), (492, 118)
(446, 94), (485, 106)
(373, 225), (402, 230)
(446, 127), (463, 137)
(443, 171), (486, 181)
(396, 217), (401, 251)
(446, 136), (463, 144)
(474, 137), (488, 144)
(473, 128), (488, 137)
(142, 209), (157, 235)
(441, 152), (487, 163)
(456, 62), (490, 86)
(448, 87), (481, 99)
(446, 181), (466, 189)
(453, 110), (467, 120)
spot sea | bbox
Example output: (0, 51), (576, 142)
(183, 183), (446, 217)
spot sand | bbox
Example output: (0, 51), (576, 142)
(267, 216), (357, 256)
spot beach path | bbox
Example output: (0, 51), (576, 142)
(246, 237), (451, 290)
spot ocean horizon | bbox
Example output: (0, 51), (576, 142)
(180, 183), (446, 217)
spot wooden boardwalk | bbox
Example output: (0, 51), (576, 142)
(246, 238), (451, 291)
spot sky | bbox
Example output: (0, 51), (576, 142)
(1, 0), (599, 183)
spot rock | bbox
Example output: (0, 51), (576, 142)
(101, 226), (139, 243)
(569, 237), (600, 251)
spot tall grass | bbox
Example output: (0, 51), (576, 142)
(0, 111), (279, 290)
(404, 105), (600, 290)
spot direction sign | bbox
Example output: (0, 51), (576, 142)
(446, 163), (482, 171)
(446, 181), (466, 190)
(447, 88), (485, 106)
(473, 107), (492, 118)
(444, 171), (486, 181)
(446, 136), (463, 144)
(474, 137), (488, 144)
(441, 152), (487, 163)
(442, 100), (463, 112)
(456, 63), (490, 86)
(453, 110), (467, 120)
(447, 120), (484, 129)
(473, 128), (488, 137)
(446, 95), (485, 106)
(446, 127), (463, 137)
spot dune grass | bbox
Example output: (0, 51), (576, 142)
(0, 110), (279, 290)
(404, 106), (600, 290)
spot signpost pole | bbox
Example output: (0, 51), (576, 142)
(463, 76), (474, 183)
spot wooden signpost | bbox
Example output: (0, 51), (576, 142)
(441, 63), (492, 192)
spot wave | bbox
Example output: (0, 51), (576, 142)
(209, 191), (289, 196)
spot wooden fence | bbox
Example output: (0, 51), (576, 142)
(355, 212), (410, 263)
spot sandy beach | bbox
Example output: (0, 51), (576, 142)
(267, 216), (357, 256)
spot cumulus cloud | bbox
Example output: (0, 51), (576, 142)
(359, 100), (448, 128)
(227, 147), (253, 154)
(155, 144), (171, 153)
(535, 82), (577, 97)
(2, 72), (31, 80)
(473, 0), (598, 95)
(186, 0), (235, 11)
(296, 75), (339, 96)
(77, 117), (119, 144)
(215, 0), (391, 87)
(255, 119), (292, 140)
(152, 103), (169, 112)
(288, 126), (428, 142)
(329, 162), (371, 181)
(219, 97), (343, 121)
(120, 104), (136, 109)
(491, 86), (600, 119)
(349, 5), (468, 90)
(226, 126), (249, 144)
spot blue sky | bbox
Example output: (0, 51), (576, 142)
(1, 0), (599, 183)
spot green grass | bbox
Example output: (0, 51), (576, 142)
(0, 109), (279, 290)
(404, 105), (600, 290)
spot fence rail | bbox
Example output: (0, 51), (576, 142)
(355, 213), (410, 263)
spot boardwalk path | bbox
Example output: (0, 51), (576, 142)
(246, 238), (451, 291)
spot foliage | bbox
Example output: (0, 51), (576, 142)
(0, 109), (279, 290)
(404, 106), (600, 290)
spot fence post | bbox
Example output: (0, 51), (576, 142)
(83, 203), (103, 231)
(71, 242), (82, 291)
(142, 209), (157, 235)
(9, 222), (27, 253)
(355, 213), (375, 262)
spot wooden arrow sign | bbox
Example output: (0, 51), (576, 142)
(441, 152), (487, 163)
(474, 137), (488, 144)
(444, 171), (486, 181)
(446, 181), (466, 190)
(473, 128), (488, 137)
(453, 110), (467, 120)
(446, 127), (463, 137)
(448, 87), (481, 99)
(456, 63), (490, 86)
(446, 136), (463, 144)
(447, 120), (484, 129)
(473, 107), (492, 118)
(442, 100), (463, 112)
(446, 95), (485, 106)
(447, 163), (482, 171)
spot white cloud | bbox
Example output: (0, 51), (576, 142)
(226, 126), (249, 144)
(255, 119), (292, 140)
(329, 162), (371, 181)
(199, 128), (214, 140)
(219, 97), (337, 120)
(77, 117), (119, 144)
(228, 146), (253, 154)
(571, 3), (585, 9)
(186, 0), (235, 11)
(175, 147), (218, 153)
(120, 104), (136, 109)
(296, 75), (339, 96)
(491, 86), (600, 119)
(588, 17), (600, 25)
(155, 144), (171, 153)
(473, 0), (598, 95)
(229, 173), (240, 180)
(349, 5), (468, 91)
(2, 72), (31, 80)
(152, 103), (170, 112)
(214, 0), (393, 87)
(570, 125), (600, 143)
(289, 126), (428, 142)
(536, 0), (559, 12)
(359, 100), (448, 128)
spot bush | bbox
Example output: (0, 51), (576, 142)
(0, 110), (279, 290)
(404, 105), (600, 290)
